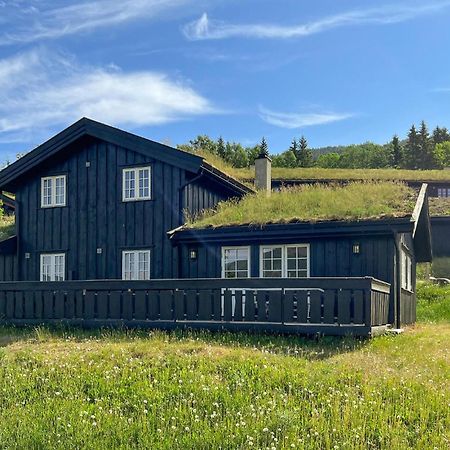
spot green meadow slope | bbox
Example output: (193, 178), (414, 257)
(0, 285), (448, 449)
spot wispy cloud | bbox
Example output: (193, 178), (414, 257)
(259, 107), (353, 129)
(0, 49), (216, 143)
(0, 0), (189, 45)
(183, 2), (450, 40)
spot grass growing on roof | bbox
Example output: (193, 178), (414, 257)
(0, 214), (14, 240)
(429, 197), (450, 216)
(235, 166), (450, 181)
(189, 182), (416, 228)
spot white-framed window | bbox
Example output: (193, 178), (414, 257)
(221, 247), (251, 279)
(40, 253), (65, 281)
(41, 175), (66, 207)
(260, 244), (310, 278)
(437, 187), (450, 198)
(122, 250), (151, 280)
(122, 166), (151, 201)
(401, 248), (413, 291)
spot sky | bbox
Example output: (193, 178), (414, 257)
(1, 0), (450, 161)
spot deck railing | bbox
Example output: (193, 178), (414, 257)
(0, 277), (391, 336)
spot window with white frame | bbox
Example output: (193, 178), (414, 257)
(122, 250), (151, 280)
(401, 248), (413, 291)
(122, 167), (151, 201)
(222, 247), (250, 278)
(260, 244), (310, 278)
(41, 175), (66, 207)
(40, 253), (65, 281)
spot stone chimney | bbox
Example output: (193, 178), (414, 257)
(255, 151), (272, 194)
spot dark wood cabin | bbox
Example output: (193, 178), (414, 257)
(169, 185), (432, 328)
(0, 118), (250, 282)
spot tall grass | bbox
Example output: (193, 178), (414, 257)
(235, 166), (450, 181)
(190, 182), (416, 228)
(0, 322), (448, 449)
(417, 282), (450, 322)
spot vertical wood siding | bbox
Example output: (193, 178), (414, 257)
(180, 236), (397, 286)
(10, 137), (227, 281)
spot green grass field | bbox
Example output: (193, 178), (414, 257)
(0, 283), (449, 449)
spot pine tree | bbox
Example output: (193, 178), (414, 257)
(217, 137), (226, 159)
(404, 125), (420, 169)
(297, 135), (313, 167)
(432, 126), (450, 145)
(390, 135), (403, 168)
(418, 121), (438, 169)
(289, 138), (299, 162)
(258, 137), (269, 158)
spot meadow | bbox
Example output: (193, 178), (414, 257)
(0, 282), (448, 449)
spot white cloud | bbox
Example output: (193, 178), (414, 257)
(0, 0), (189, 45)
(259, 106), (353, 129)
(183, 2), (450, 40)
(0, 49), (216, 142)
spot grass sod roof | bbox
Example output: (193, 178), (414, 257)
(234, 167), (450, 182)
(188, 182), (417, 229)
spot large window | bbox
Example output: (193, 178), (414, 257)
(260, 244), (310, 278)
(123, 167), (151, 201)
(221, 247), (250, 278)
(41, 175), (66, 207)
(40, 253), (65, 281)
(122, 250), (151, 280)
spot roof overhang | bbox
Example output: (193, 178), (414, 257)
(169, 217), (414, 246)
(0, 235), (17, 255)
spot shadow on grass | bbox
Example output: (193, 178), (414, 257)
(0, 323), (370, 361)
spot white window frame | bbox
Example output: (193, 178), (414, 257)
(41, 175), (66, 208)
(221, 246), (251, 279)
(401, 247), (413, 292)
(259, 244), (310, 278)
(122, 166), (152, 202)
(122, 250), (151, 280)
(40, 253), (65, 281)
(437, 187), (450, 198)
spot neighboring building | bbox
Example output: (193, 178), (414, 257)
(0, 118), (250, 281)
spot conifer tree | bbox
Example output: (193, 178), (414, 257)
(258, 137), (269, 157)
(390, 134), (403, 168)
(404, 124), (419, 169)
(289, 138), (299, 162)
(418, 121), (438, 169)
(432, 126), (450, 145)
(217, 137), (226, 159)
(297, 135), (313, 167)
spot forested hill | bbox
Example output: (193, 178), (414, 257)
(178, 122), (450, 171)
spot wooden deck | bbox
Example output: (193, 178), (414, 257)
(0, 277), (391, 337)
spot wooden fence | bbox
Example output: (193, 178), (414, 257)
(0, 277), (391, 336)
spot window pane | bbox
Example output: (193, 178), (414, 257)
(223, 247), (249, 279)
(138, 169), (150, 198)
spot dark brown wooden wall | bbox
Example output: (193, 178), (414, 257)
(10, 137), (228, 281)
(179, 236), (397, 284)
(0, 254), (17, 281)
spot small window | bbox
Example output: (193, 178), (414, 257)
(40, 253), (65, 281)
(123, 167), (151, 201)
(222, 247), (250, 278)
(41, 175), (66, 207)
(437, 188), (450, 198)
(260, 244), (310, 278)
(401, 249), (413, 291)
(122, 250), (151, 280)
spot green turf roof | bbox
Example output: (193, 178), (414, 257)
(188, 182), (417, 229)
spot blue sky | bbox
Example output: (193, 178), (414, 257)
(1, 0), (450, 161)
